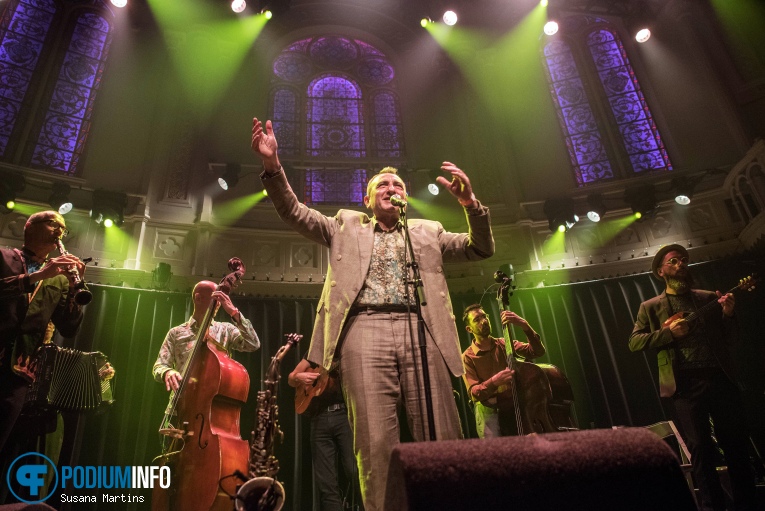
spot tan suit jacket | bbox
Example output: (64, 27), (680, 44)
(262, 170), (495, 376)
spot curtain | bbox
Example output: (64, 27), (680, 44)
(452, 255), (765, 448)
(56, 255), (764, 510)
(58, 286), (319, 511)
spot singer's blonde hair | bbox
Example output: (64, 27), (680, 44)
(366, 166), (403, 197)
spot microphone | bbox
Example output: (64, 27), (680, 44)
(390, 194), (407, 207)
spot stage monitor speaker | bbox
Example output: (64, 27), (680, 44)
(385, 427), (697, 511)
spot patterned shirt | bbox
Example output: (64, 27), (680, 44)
(354, 221), (415, 307)
(152, 314), (260, 383)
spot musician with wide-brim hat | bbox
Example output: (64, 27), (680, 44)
(628, 244), (756, 511)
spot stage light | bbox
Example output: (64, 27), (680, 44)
(443, 10), (457, 26)
(424, 169), (443, 196)
(0, 174), (26, 213)
(231, 0), (246, 13)
(110, 0), (127, 7)
(219, 163), (241, 190)
(673, 177), (695, 205)
(586, 194), (606, 222)
(49, 182), (73, 215)
(544, 21), (559, 35)
(635, 28), (651, 43)
(91, 189), (127, 228)
(544, 198), (578, 233)
(420, 17), (432, 28)
(540, 0), (548, 6)
(263, 9), (272, 19)
(625, 185), (656, 220)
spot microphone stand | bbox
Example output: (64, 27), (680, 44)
(399, 204), (437, 441)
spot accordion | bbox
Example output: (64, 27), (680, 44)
(26, 344), (115, 413)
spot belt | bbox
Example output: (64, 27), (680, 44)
(326, 403), (346, 412)
(349, 305), (416, 316)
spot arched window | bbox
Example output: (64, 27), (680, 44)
(0, 0), (114, 175)
(542, 17), (671, 186)
(270, 35), (405, 206)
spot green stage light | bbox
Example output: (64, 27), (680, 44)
(625, 184), (656, 220)
(545, 198), (578, 233)
(91, 189), (127, 228)
(0, 173), (25, 214)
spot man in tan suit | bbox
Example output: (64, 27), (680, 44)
(251, 117), (494, 511)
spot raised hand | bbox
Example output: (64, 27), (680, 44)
(435, 161), (475, 207)
(251, 117), (280, 171)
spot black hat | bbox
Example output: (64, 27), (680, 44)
(651, 244), (689, 280)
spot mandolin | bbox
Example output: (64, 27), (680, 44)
(663, 275), (757, 328)
(294, 366), (329, 414)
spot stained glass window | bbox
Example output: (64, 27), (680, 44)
(307, 75), (365, 158)
(0, 0), (57, 158)
(271, 87), (300, 157)
(270, 35), (404, 205)
(587, 29), (671, 174)
(304, 168), (370, 205)
(30, 12), (112, 174)
(543, 39), (613, 185)
(542, 19), (671, 185)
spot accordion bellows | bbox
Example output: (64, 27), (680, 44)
(26, 344), (115, 412)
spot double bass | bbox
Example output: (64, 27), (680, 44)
(494, 267), (577, 436)
(154, 258), (250, 511)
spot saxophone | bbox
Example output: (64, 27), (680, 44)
(235, 333), (302, 511)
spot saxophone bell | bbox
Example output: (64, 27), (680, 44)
(234, 477), (285, 511)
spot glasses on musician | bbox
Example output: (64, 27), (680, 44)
(33, 219), (69, 238)
(663, 256), (689, 266)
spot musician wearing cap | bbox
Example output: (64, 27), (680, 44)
(0, 210), (87, 452)
(628, 244), (756, 511)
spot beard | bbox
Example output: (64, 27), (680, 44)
(666, 272), (693, 293)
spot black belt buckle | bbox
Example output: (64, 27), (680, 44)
(350, 305), (415, 316)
